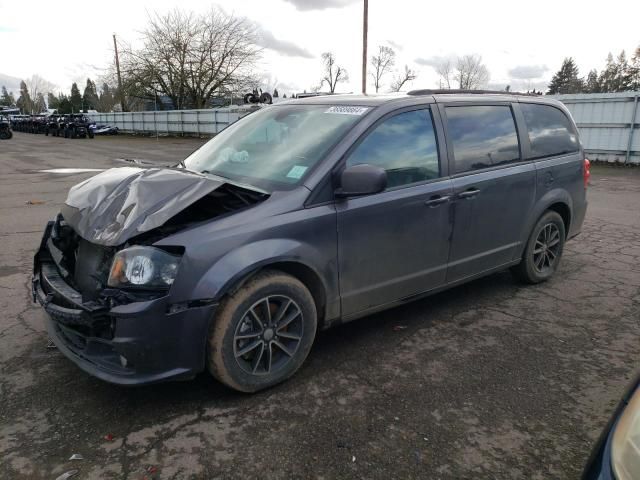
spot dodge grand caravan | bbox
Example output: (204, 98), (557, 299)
(32, 90), (589, 392)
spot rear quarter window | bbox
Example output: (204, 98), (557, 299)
(445, 105), (520, 174)
(520, 103), (579, 158)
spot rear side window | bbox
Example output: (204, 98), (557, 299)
(347, 109), (439, 188)
(521, 103), (579, 158)
(446, 106), (520, 174)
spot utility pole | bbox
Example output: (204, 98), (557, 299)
(362, 0), (368, 94)
(113, 34), (125, 112)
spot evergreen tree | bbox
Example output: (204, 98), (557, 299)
(57, 95), (72, 114)
(615, 51), (632, 91)
(273, 88), (279, 98)
(585, 69), (600, 93)
(98, 83), (115, 112)
(283, 93), (287, 98)
(547, 58), (584, 94)
(1, 86), (15, 107)
(598, 53), (616, 92)
(69, 83), (82, 112)
(82, 78), (99, 110)
(599, 51), (633, 92)
(47, 92), (59, 110)
(16, 80), (33, 113)
(630, 46), (640, 90)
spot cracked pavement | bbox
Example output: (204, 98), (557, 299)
(1, 133), (639, 479)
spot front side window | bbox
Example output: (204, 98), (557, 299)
(446, 105), (520, 174)
(346, 109), (439, 188)
(184, 105), (367, 191)
(521, 103), (579, 158)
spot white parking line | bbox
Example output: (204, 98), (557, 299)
(37, 168), (105, 174)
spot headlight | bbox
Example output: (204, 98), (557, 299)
(612, 385), (640, 480)
(107, 246), (181, 288)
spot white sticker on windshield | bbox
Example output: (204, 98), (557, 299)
(286, 165), (308, 179)
(325, 106), (369, 115)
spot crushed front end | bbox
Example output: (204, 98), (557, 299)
(32, 214), (217, 385)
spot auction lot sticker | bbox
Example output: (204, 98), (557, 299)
(325, 106), (370, 115)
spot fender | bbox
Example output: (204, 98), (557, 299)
(191, 238), (336, 312)
(514, 188), (573, 260)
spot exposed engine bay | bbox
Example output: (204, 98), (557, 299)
(40, 167), (268, 306)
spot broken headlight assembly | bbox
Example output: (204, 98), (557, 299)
(611, 384), (640, 480)
(107, 246), (181, 289)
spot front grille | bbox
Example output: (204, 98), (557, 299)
(74, 239), (113, 300)
(49, 214), (114, 301)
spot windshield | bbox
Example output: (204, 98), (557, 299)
(183, 104), (368, 191)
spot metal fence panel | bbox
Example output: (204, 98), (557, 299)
(552, 92), (640, 164)
(88, 108), (248, 138)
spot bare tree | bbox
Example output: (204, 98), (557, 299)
(320, 52), (348, 93)
(434, 55), (489, 90)
(389, 65), (417, 92)
(369, 45), (395, 92)
(26, 75), (56, 109)
(117, 8), (261, 109)
(454, 54), (489, 89)
(435, 59), (454, 89)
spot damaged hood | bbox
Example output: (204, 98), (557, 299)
(61, 167), (224, 246)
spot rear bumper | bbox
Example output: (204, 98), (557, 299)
(33, 224), (217, 386)
(569, 197), (588, 240)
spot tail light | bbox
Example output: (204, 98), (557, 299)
(583, 158), (591, 188)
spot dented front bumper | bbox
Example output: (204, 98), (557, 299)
(32, 222), (217, 385)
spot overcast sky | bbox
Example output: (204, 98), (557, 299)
(1, 0), (638, 96)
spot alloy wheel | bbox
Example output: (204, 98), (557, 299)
(233, 295), (303, 376)
(533, 223), (561, 273)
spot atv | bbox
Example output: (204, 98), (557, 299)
(63, 114), (95, 139)
(0, 116), (12, 140)
(45, 115), (61, 136)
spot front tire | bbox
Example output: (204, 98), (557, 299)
(207, 271), (317, 393)
(511, 210), (566, 284)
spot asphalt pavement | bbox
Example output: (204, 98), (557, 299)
(1, 132), (639, 479)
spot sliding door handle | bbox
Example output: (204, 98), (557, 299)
(457, 188), (480, 199)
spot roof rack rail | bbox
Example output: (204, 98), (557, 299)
(406, 89), (537, 96)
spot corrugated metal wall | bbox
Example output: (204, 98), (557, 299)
(552, 92), (640, 164)
(87, 108), (246, 136)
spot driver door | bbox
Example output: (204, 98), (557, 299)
(336, 108), (453, 317)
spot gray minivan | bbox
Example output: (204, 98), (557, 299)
(33, 90), (589, 392)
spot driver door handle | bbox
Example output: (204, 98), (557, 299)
(457, 188), (480, 199)
(425, 195), (451, 207)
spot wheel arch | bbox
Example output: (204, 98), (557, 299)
(516, 189), (573, 259)
(192, 239), (333, 328)
(547, 202), (571, 237)
(220, 260), (327, 328)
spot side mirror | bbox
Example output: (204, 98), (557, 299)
(335, 164), (387, 198)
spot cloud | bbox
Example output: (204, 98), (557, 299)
(283, 0), (359, 11)
(256, 27), (314, 58)
(387, 40), (403, 51)
(488, 80), (548, 92)
(507, 64), (548, 79)
(414, 55), (455, 68)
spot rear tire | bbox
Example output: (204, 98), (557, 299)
(207, 270), (317, 393)
(511, 210), (566, 284)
